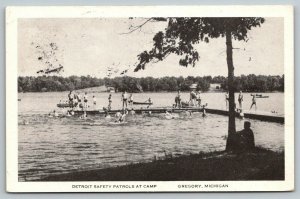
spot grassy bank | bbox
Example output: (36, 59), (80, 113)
(40, 147), (284, 181)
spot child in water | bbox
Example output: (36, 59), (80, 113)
(48, 110), (59, 118)
(104, 111), (111, 120)
(115, 110), (127, 123)
(80, 111), (87, 120)
(130, 108), (136, 115)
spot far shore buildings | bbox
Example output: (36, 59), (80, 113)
(106, 86), (115, 93)
(209, 83), (222, 92)
(189, 83), (222, 92)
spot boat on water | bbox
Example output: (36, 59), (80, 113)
(57, 103), (70, 108)
(181, 101), (199, 108)
(256, 96), (269, 98)
(57, 103), (84, 108)
(251, 94), (269, 98)
(132, 101), (153, 105)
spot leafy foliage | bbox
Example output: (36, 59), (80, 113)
(134, 17), (265, 71)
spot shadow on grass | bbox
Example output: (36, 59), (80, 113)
(36, 147), (284, 181)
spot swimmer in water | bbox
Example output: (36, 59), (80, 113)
(66, 111), (71, 117)
(185, 110), (192, 117)
(104, 111), (111, 119)
(238, 109), (244, 119)
(202, 109), (207, 117)
(54, 110), (59, 117)
(115, 110), (127, 123)
(130, 108), (136, 115)
(165, 111), (178, 119)
(165, 111), (172, 116)
(80, 111), (87, 119)
(22, 120), (29, 125)
(144, 110), (152, 117)
(115, 111), (122, 118)
(201, 103), (208, 117)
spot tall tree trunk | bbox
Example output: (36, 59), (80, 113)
(225, 30), (237, 151)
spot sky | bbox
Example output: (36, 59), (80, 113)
(18, 17), (284, 78)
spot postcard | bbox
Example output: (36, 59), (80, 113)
(6, 5), (294, 192)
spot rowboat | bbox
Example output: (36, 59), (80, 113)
(251, 94), (269, 98)
(57, 103), (71, 108)
(57, 103), (84, 108)
(256, 96), (269, 98)
(132, 101), (153, 105)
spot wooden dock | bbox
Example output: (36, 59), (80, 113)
(73, 107), (284, 124)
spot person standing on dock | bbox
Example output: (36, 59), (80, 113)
(238, 91), (243, 109)
(196, 91), (201, 107)
(77, 93), (83, 109)
(68, 90), (74, 108)
(83, 92), (88, 109)
(225, 91), (229, 109)
(92, 95), (97, 108)
(73, 92), (78, 109)
(121, 91), (128, 109)
(108, 94), (112, 110)
(147, 97), (152, 108)
(175, 90), (181, 108)
(128, 94), (134, 107)
(250, 94), (257, 110)
(190, 90), (197, 106)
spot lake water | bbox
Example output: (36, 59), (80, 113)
(18, 92), (284, 181)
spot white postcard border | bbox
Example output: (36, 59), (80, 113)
(6, 5), (294, 192)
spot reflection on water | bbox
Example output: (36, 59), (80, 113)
(18, 92), (284, 181)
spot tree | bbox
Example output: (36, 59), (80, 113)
(132, 17), (265, 151)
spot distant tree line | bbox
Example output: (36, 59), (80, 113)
(220, 74), (284, 92)
(18, 74), (284, 93)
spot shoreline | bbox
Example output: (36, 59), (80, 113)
(38, 147), (284, 181)
(18, 90), (284, 94)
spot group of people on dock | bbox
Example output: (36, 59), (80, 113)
(225, 91), (257, 111)
(67, 90), (97, 109)
(120, 91), (135, 109)
(174, 90), (202, 108)
(65, 90), (152, 112)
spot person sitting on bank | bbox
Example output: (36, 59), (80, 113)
(238, 121), (255, 151)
